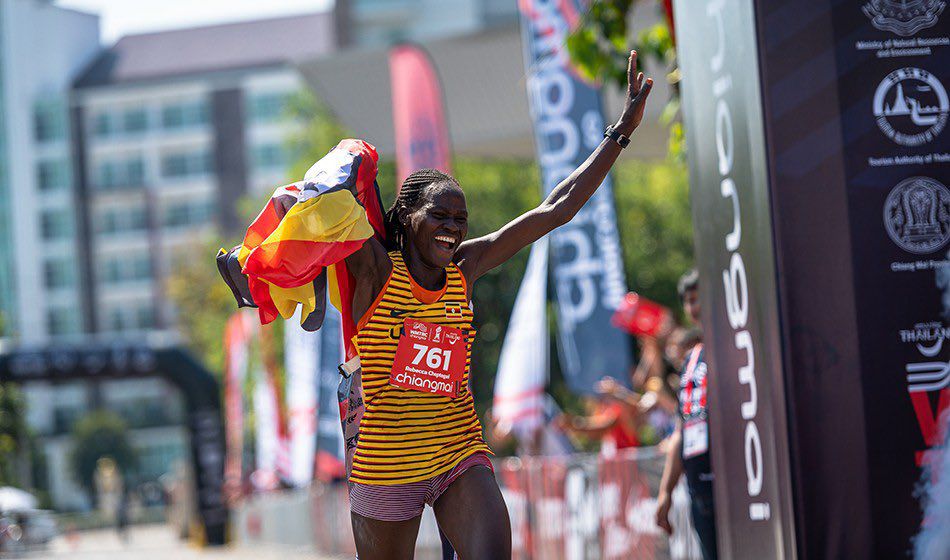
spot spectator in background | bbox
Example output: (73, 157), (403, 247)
(655, 269), (718, 560)
(556, 393), (641, 457)
(486, 396), (574, 457)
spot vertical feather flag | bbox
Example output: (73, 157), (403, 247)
(389, 44), (453, 186)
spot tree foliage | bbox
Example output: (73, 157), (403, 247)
(69, 411), (138, 493)
(0, 383), (26, 487)
(566, 0), (683, 158)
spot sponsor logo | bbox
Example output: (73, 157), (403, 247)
(409, 321), (429, 340)
(863, 0), (945, 36)
(900, 320), (950, 356)
(884, 176), (950, 253)
(445, 331), (461, 345)
(390, 308), (414, 318)
(707, 0), (770, 522)
(873, 67), (949, 146)
(433, 326), (443, 343)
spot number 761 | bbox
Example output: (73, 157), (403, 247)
(412, 343), (453, 370)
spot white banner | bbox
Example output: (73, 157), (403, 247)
(493, 237), (549, 434)
(252, 365), (281, 490)
(284, 308), (321, 487)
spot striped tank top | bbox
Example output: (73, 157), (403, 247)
(350, 251), (491, 485)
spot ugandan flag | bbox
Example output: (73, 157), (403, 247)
(217, 139), (386, 334)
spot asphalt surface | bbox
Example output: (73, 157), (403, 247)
(28, 523), (342, 559)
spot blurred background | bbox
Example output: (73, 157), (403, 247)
(0, 0), (693, 557)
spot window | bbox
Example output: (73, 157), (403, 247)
(95, 157), (145, 190)
(37, 159), (70, 191)
(93, 107), (148, 137)
(161, 150), (212, 179)
(40, 209), (73, 240)
(105, 302), (155, 331)
(47, 306), (79, 335)
(34, 100), (66, 142)
(44, 258), (76, 289)
(123, 108), (148, 133)
(135, 305), (155, 329)
(248, 92), (290, 123)
(161, 100), (209, 130)
(100, 254), (152, 285)
(251, 143), (288, 171)
(93, 112), (117, 138)
(96, 206), (148, 235)
(164, 200), (214, 228)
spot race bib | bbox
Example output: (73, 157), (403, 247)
(683, 418), (709, 459)
(390, 319), (466, 398)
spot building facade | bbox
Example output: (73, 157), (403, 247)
(342, 0), (518, 47)
(0, 0), (99, 343)
(3, 0), (576, 511)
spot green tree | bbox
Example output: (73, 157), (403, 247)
(566, 0), (683, 158)
(68, 411), (138, 494)
(0, 383), (26, 487)
(167, 239), (241, 377)
(613, 159), (693, 314)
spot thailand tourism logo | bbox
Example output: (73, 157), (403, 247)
(863, 0), (945, 36)
(873, 67), (948, 146)
(883, 176), (950, 254)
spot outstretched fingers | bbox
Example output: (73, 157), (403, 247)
(628, 50), (639, 95)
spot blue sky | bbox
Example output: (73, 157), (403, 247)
(57, 0), (334, 43)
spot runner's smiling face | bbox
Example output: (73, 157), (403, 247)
(403, 182), (468, 269)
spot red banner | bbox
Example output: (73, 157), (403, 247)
(223, 311), (254, 501)
(388, 44), (453, 186)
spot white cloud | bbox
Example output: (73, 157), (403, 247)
(57, 0), (334, 44)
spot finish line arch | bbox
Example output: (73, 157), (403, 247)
(0, 337), (227, 545)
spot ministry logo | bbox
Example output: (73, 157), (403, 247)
(873, 67), (949, 146)
(884, 176), (950, 254)
(863, 0), (945, 36)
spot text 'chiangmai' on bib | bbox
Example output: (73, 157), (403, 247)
(390, 318), (466, 398)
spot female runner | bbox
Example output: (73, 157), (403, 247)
(344, 51), (652, 559)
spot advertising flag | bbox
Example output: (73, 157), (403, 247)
(493, 237), (549, 433)
(284, 309), (320, 487)
(314, 306), (346, 481)
(389, 44), (453, 185)
(518, 0), (632, 393)
(223, 312), (254, 494)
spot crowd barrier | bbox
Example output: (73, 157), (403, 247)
(233, 447), (702, 559)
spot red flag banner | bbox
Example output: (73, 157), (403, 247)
(389, 44), (452, 186)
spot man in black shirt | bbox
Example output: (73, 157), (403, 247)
(655, 269), (718, 560)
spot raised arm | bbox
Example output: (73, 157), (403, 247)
(456, 50), (653, 283)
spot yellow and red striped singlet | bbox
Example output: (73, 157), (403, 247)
(350, 251), (491, 485)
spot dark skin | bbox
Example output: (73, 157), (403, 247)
(345, 51), (652, 560)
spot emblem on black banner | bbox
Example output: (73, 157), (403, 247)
(883, 176), (950, 254)
(873, 67), (949, 146)
(863, 0), (945, 36)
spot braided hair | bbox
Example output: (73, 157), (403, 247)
(384, 168), (459, 251)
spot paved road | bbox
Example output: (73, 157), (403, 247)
(31, 524), (343, 559)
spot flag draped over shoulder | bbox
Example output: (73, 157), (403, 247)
(217, 139), (387, 340)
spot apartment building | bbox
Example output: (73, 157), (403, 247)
(0, 0), (99, 342)
(72, 13), (337, 334)
(7, 1), (525, 510)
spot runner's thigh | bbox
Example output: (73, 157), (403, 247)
(433, 467), (511, 560)
(351, 512), (422, 560)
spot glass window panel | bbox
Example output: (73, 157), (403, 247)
(123, 108), (148, 133)
(37, 159), (70, 191)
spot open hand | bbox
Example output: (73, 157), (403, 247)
(617, 50), (653, 135)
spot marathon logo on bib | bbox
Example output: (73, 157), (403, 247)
(390, 318), (466, 398)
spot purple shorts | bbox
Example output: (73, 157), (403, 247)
(348, 452), (493, 522)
